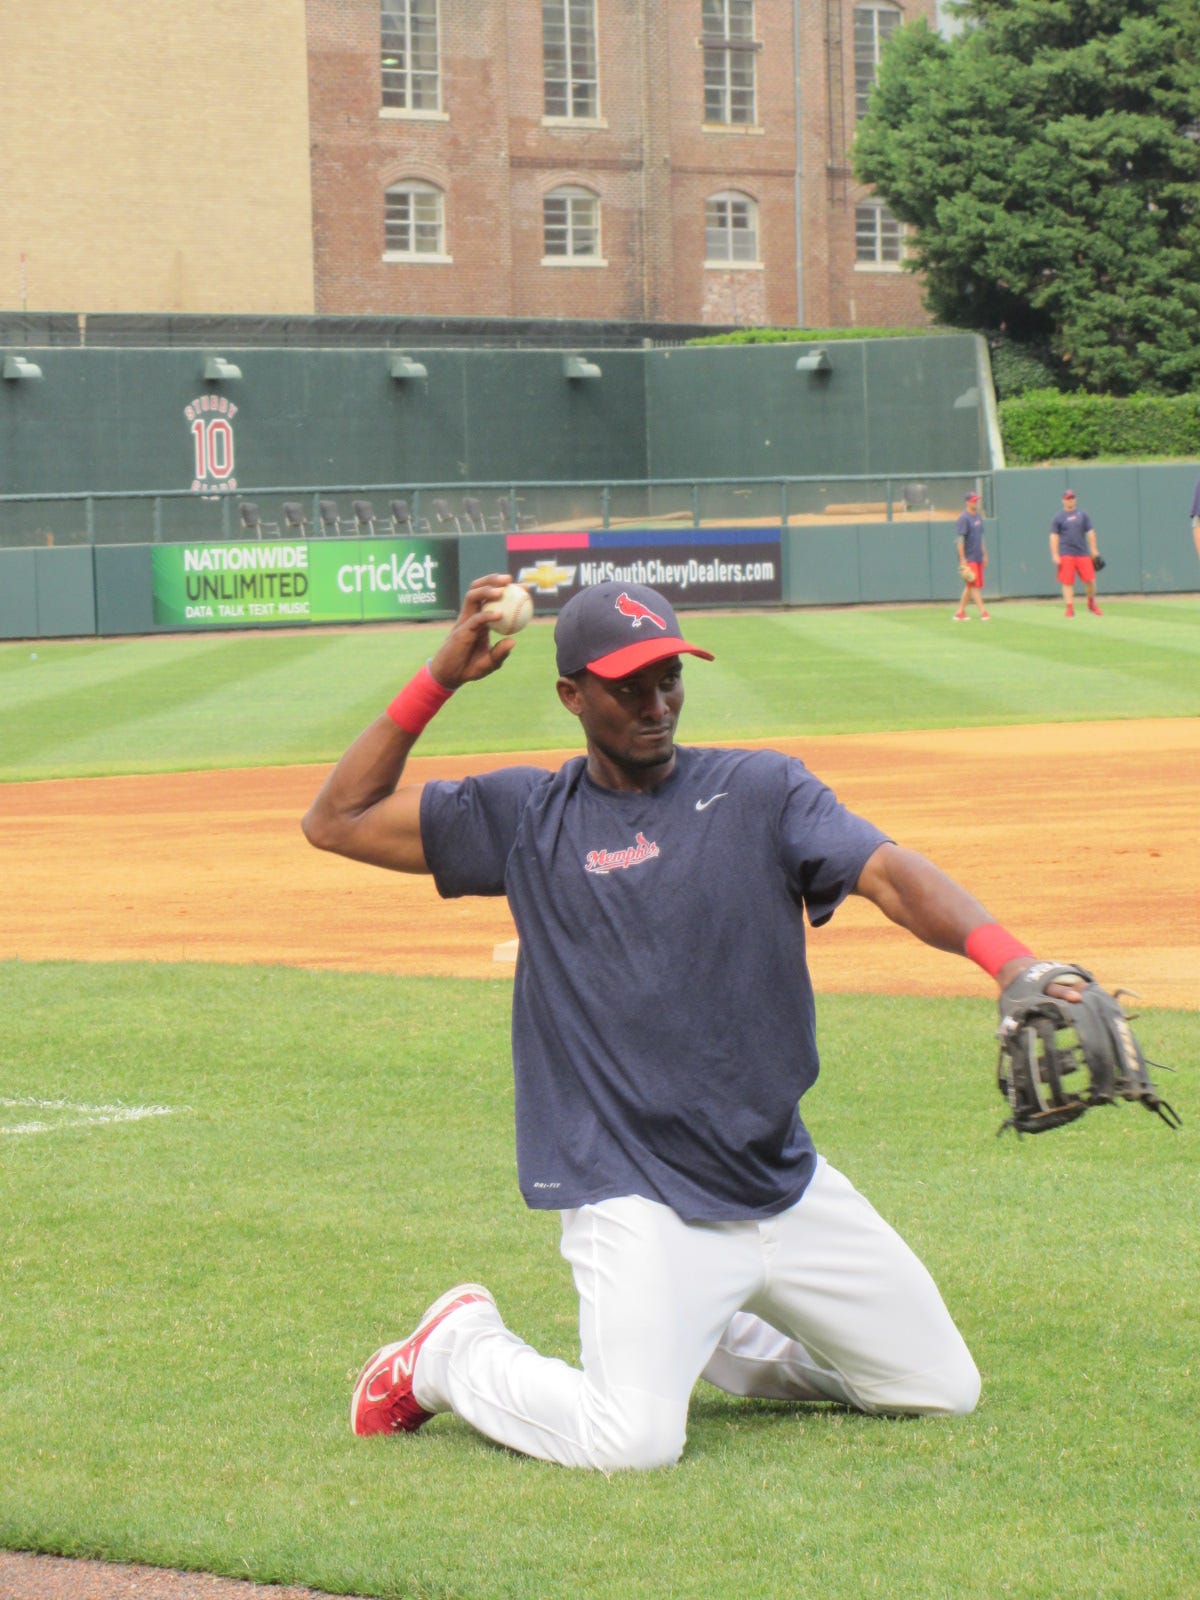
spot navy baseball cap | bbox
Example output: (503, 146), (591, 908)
(554, 581), (715, 679)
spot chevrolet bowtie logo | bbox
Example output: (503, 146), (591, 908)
(518, 559), (577, 593)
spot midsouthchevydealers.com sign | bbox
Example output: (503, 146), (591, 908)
(151, 538), (458, 628)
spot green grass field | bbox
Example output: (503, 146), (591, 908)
(2, 601), (1198, 1600)
(3, 597), (1199, 781)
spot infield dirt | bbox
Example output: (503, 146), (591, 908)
(1, 718), (1196, 1009)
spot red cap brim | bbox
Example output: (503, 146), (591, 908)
(586, 638), (715, 680)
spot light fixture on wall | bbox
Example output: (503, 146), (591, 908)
(203, 356), (242, 381)
(564, 355), (602, 380)
(3, 354), (43, 380)
(794, 349), (831, 375)
(389, 354), (428, 380)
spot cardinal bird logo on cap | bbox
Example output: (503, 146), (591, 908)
(615, 592), (667, 630)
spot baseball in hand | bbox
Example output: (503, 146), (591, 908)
(482, 583), (534, 636)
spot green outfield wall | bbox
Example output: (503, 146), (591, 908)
(1, 460), (1195, 640)
(0, 334), (988, 508)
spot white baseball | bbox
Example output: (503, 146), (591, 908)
(482, 583), (534, 636)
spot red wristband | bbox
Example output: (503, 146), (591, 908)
(385, 663), (455, 735)
(965, 922), (1033, 979)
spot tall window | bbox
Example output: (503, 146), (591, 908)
(853, 2), (901, 119)
(381, 0), (440, 111)
(544, 187), (601, 259)
(543, 0), (598, 119)
(702, 0), (757, 126)
(855, 200), (903, 265)
(385, 182), (446, 257)
(705, 192), (759, 263)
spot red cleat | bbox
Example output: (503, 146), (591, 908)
(350, 1283), (495, 1436)
(1088, 598), (1103, 616)
(1065, 605), (1075, 618)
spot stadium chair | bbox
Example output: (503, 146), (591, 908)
(352, 498), (378, 535)
(461, 495), (486, 532)
(388, 497), (430, 533)
(318, 499), (349, 536)
(281, 501), (309, 537)
(238, 501), (279, 537)
(497, 495), (533, 531)
(432, 497), (461, 532)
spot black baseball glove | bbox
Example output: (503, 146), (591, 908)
(996, 962), (1180, 1135)
(1093, 554), (1107, 571)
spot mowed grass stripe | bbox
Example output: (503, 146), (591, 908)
(2, 599), (1199, 780)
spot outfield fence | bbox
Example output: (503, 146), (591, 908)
(2, 464), (1195, 640)
(0, 471), (979, 550)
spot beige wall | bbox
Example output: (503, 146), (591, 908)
(0, 1), (315, 314)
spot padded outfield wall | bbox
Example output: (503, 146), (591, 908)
(1, 333), (1197, 637)
(0, 333), (990, 505)
(2, 461), (1197, 641)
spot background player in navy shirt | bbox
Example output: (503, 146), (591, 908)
(1050, 488), (1102, 617)
(304, 578), (1075, 1471)
(953, 490), (989, 621)
(1190, 475), (1200, 564)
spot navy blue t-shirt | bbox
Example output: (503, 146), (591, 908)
(420, 745), (887, 1221)
(1051, 507), (1094, 556)
(955, 511), (985, 563)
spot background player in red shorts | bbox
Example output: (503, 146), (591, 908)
(1050, 488), (1102, 617)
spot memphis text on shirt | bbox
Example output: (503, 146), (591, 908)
(584, 832), (660, 875)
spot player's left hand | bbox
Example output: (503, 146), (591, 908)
(994, 962), (1181, 1135)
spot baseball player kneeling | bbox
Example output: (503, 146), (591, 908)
(304, 579), (1092, 1470)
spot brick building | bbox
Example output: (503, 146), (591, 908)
(307, 0), (938, 328)
(1, 0), (935, 330)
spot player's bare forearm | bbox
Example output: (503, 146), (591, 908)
(854, 844), (992, 958)
(302, 575), (519, 872)
(853, 844), (1083, 1000)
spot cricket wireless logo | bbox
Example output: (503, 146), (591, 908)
(584, 832), (660, 875)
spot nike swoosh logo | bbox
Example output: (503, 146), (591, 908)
(694, 793), (728, 811)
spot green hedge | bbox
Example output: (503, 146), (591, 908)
(998, 390), (1200, 464)
(685, 326), (939, 346)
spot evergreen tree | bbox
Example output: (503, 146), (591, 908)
(853, 0), (1200, 393)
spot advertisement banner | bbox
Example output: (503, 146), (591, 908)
(151, 538), (458, 629)
(505, 526), (782, 612)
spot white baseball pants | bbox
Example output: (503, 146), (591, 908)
(412, 1156), (980, 1471)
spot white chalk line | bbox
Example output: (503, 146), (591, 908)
(0, 1096), (184, 1137)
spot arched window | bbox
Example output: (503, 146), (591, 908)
(705, 191), (759, 264)
(855, 199), (903, 266)
(384, 181), (446, 257)
(853, 2), (902, 119)
(543, 186), (601, 260)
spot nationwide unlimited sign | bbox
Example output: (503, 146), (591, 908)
(151, 538), (459, 629)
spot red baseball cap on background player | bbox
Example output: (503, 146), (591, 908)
(965, 491), (981, 507)
(555, 580), (715, 679)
